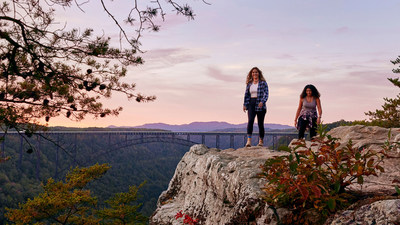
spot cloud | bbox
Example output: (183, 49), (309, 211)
(274, 54), (297, 60)
(276, 28), (314, 36)
(206, 66), (241, 83)
(139, 48), (209, 70)
(151, 14), (191, 29)
(335, 26), (350, 34)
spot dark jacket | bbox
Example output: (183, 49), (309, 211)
(243, 80), (269, 111)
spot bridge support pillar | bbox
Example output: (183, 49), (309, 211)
(216, 135), (220, 149)
(202, 135), (205, 145)
(73, 133), (77, 167)
(1, 135), (5, 158)
(54, 134), (60, 179)
(187, 134), (190, 141)
(272, 135), (277, 150)
(19, 135), (23, 169)
(35, 135), (41, 181)
(230, 135), (234, 148)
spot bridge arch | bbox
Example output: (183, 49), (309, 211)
(111, 136), (198, 150)
(92, 136), (199, 159)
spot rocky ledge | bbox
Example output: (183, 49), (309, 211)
(150, 125), (400, 225)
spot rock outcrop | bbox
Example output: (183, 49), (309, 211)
(150, 126), (400, 225)
(328, 199), (400, 225)
(328, 125), (400, 195)
(150, 145), (289, 225)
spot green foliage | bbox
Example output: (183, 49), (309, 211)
(323, 120), (353, 131)
(97, 182), (148, 224)
(363, 56), (400, 128)
(394, 177), (400, 196)
(260, 125), (391, 224)
(5, 163), (148, 225)
(5, 163), (109, 224)
(0, 132), (189, 223)
(395, 186), (400, 195)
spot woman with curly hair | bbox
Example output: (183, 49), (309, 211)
(243, 67), (269, 147)
(294, 84), (322, 139)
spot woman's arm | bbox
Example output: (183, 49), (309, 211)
(258, 81), (269, 108)
(316, 98), (322, 124)
(294, 98), (303, 127)
(243, 85), (250, 112)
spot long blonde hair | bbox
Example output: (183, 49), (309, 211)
(246, 67), (266, 85)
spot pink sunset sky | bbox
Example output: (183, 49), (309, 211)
(48, 0), (400, 128)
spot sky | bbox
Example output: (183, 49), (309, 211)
(48, 0), (400, 127)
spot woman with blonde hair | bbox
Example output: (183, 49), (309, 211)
(243, 67), (269, 147)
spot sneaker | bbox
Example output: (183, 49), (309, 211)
(245, 138), (251, 147)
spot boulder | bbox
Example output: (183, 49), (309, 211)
(151, 126), (400, 224)
(328, 199), (400, 225)
(149, 144), (290, 225)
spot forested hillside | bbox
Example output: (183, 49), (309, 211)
(0, 129), (189, 223)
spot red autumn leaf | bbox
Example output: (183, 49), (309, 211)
(175, 211), (183, 219)
(310, 186), (322, 198)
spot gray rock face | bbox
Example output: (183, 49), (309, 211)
(150, 125), (400, 225)
(150, 145), (289, 225)
(328, 199), (400, 225)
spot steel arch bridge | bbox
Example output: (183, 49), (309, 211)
(0, 131), (298, 180)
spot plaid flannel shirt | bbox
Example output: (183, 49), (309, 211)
(243, 80), (269, 111)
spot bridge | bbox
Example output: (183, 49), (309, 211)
(0, 131), (298, 180)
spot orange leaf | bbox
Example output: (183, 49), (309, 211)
(367, 159), (374, 167)
(357, 165), (364, 175)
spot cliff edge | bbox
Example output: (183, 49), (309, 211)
(150, 125), (400, 225)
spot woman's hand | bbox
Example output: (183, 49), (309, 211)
(294, 119), (298, 128)
(258, 102), (263, 108)
(243, 106), (247, 112)
(317, 117), (321, 124)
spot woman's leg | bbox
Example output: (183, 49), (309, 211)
(247, 99), (257, 136)
(310, 117), (317, 138)
(256, 109), (266, 139)
(298, 117), (307, 139)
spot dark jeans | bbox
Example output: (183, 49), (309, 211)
(247, 98), (266, 139)
(298, 117), (317, 139)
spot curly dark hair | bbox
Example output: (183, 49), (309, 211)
(300, 84), (320, 98)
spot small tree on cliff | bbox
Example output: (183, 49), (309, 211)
(365, 56), (400, 127)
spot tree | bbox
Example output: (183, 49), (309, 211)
(365, 56), (400, 127)
(5, 163), (147, 225)
(0, 0), (203, 159)
(97, 183), (147, 224)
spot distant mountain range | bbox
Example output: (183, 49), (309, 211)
(108, 121), (294, 132)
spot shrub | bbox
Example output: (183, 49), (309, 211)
(259, 125), (392, 224)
